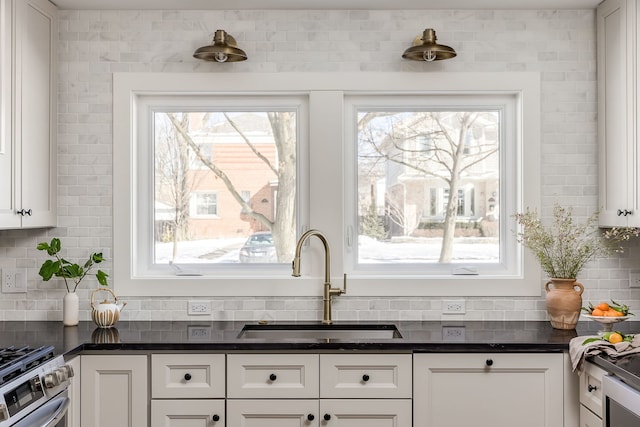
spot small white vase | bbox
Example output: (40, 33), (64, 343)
(63, 292), (79, 326)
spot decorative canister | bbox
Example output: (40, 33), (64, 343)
(90, 288), (126, 328)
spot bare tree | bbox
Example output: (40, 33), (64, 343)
(155, 114), (194, 261)
(165, 112), (297, 262)
(359, 111), (499, 262)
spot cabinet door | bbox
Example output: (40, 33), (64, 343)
(227, 399), (319, 427)
(414, 353), (564, 427)
(580, 405), (603, 427)
(81, 355), (148, 427)
(320, 399), (412, 427)
(151, 399), (225, 427)
(14, 0), (57, 228)
(597, 0), (638, 227)
(320, 354), (412, 398)
(0, 0), (57, 229)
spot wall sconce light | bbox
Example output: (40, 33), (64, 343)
(402, 28), (456, 62)
(193, 29), (247, 63)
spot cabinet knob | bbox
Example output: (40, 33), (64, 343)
(307, 414), (315, 421)
(212, 414), (220, 422)
(16, 209), (32, 216)
(324, 414), (332, 421)
(362, 374), (370, 382)
(588, 384), (597, 392)
(184, 373), (192, 381)
(269, 373), (277, 381)
(485, 359), (493, 367)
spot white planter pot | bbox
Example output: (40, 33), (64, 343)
(63, 292), (79, 326)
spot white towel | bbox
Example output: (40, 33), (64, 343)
(569, 334), (640, 372)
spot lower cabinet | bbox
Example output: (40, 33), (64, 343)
(227, 399), (412, 426)
(77, 350), (576, 427)
(578, 361), (606, 427)
(150, 353), (226, 426)
(413, 353), (565, 427)
(80, 354), (148, 427)
(226, 353), (412, 427)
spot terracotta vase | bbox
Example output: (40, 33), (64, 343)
(544, 278), (584, 330)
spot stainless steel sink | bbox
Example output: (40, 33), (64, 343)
(238, 323), (402, 340)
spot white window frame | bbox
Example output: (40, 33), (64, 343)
(113, 72), (541, 297)
(189, 191), (218, 218)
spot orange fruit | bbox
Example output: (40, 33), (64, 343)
(611, 310), (624, 317)
(608, 332), (623, 344)
(603, 310), (617, 317)
(591, 308), (604, 316)
(597, 302), (610, 311)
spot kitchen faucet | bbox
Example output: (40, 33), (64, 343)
(292, 229), (346, 324)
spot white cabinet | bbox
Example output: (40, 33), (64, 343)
(413, 353), (564, 427)
(150, 353), (226, 426)
(597, 0), (640, 227)
(0, 0), (56, 229)
(66, 356), (81, 427)
(80, 355), (148, 427)
(226, 353), (412, 427)
(579, 362), (606, 427)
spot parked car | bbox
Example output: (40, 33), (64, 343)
(239, 232), (277, 263)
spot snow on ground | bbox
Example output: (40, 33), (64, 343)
(155, 235), (499, 264)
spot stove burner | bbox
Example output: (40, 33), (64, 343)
(0, 347), (55, 386)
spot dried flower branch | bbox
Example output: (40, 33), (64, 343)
(514, 205), (640, 279)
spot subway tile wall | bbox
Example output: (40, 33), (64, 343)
(1, 8), (639, 322)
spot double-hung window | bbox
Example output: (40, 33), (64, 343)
(113, 72), (540, 297)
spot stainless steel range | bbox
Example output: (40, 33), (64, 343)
(0, 346), (73, 427)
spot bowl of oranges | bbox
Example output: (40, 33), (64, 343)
(582, 300), (633, 332)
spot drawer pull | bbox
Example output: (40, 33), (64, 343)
(307, 414), (315, 421)
(212, 414), (220, 422)
(485, 359), (493, 367)
(324, 414), (331, 421)
(588, 384), (597, 392)
(362, 374), (370, 382)
(269, 373), (277, 381)
(184, 373), (192, 381)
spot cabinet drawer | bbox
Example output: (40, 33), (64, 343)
(151, 354), (225, 398)
(320, 354), (412, 398)
(579, 362), (606, 417)
(227, 399), (318, 426)
(579, 404), (602, 427)
(227, 354), (319, 398)
(151, 399), (225, 426)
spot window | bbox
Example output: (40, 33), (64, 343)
(113, 72), (540, 297)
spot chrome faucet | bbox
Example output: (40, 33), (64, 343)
(292, 229), (346, 324)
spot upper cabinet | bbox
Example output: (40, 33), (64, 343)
(597, 0), (640, 227)
(0, 0), (57, 229)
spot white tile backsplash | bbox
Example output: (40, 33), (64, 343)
(1, 7), (639, 322)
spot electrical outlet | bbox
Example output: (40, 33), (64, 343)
(630, 272), (640, 288)
(188, 301), (212, 315)
(1, 268), (27, 293)
(188, 325), (212, 340)
(443, 300), (466, 314)
(442, 326), (466, 342)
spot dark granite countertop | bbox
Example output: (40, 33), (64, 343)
(2, 319), (632, 357)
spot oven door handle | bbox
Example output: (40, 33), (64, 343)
(12, 394), (70, 427)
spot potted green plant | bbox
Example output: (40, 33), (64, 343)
(37, 238), (109, 326)
(514, 204), (639, 329)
